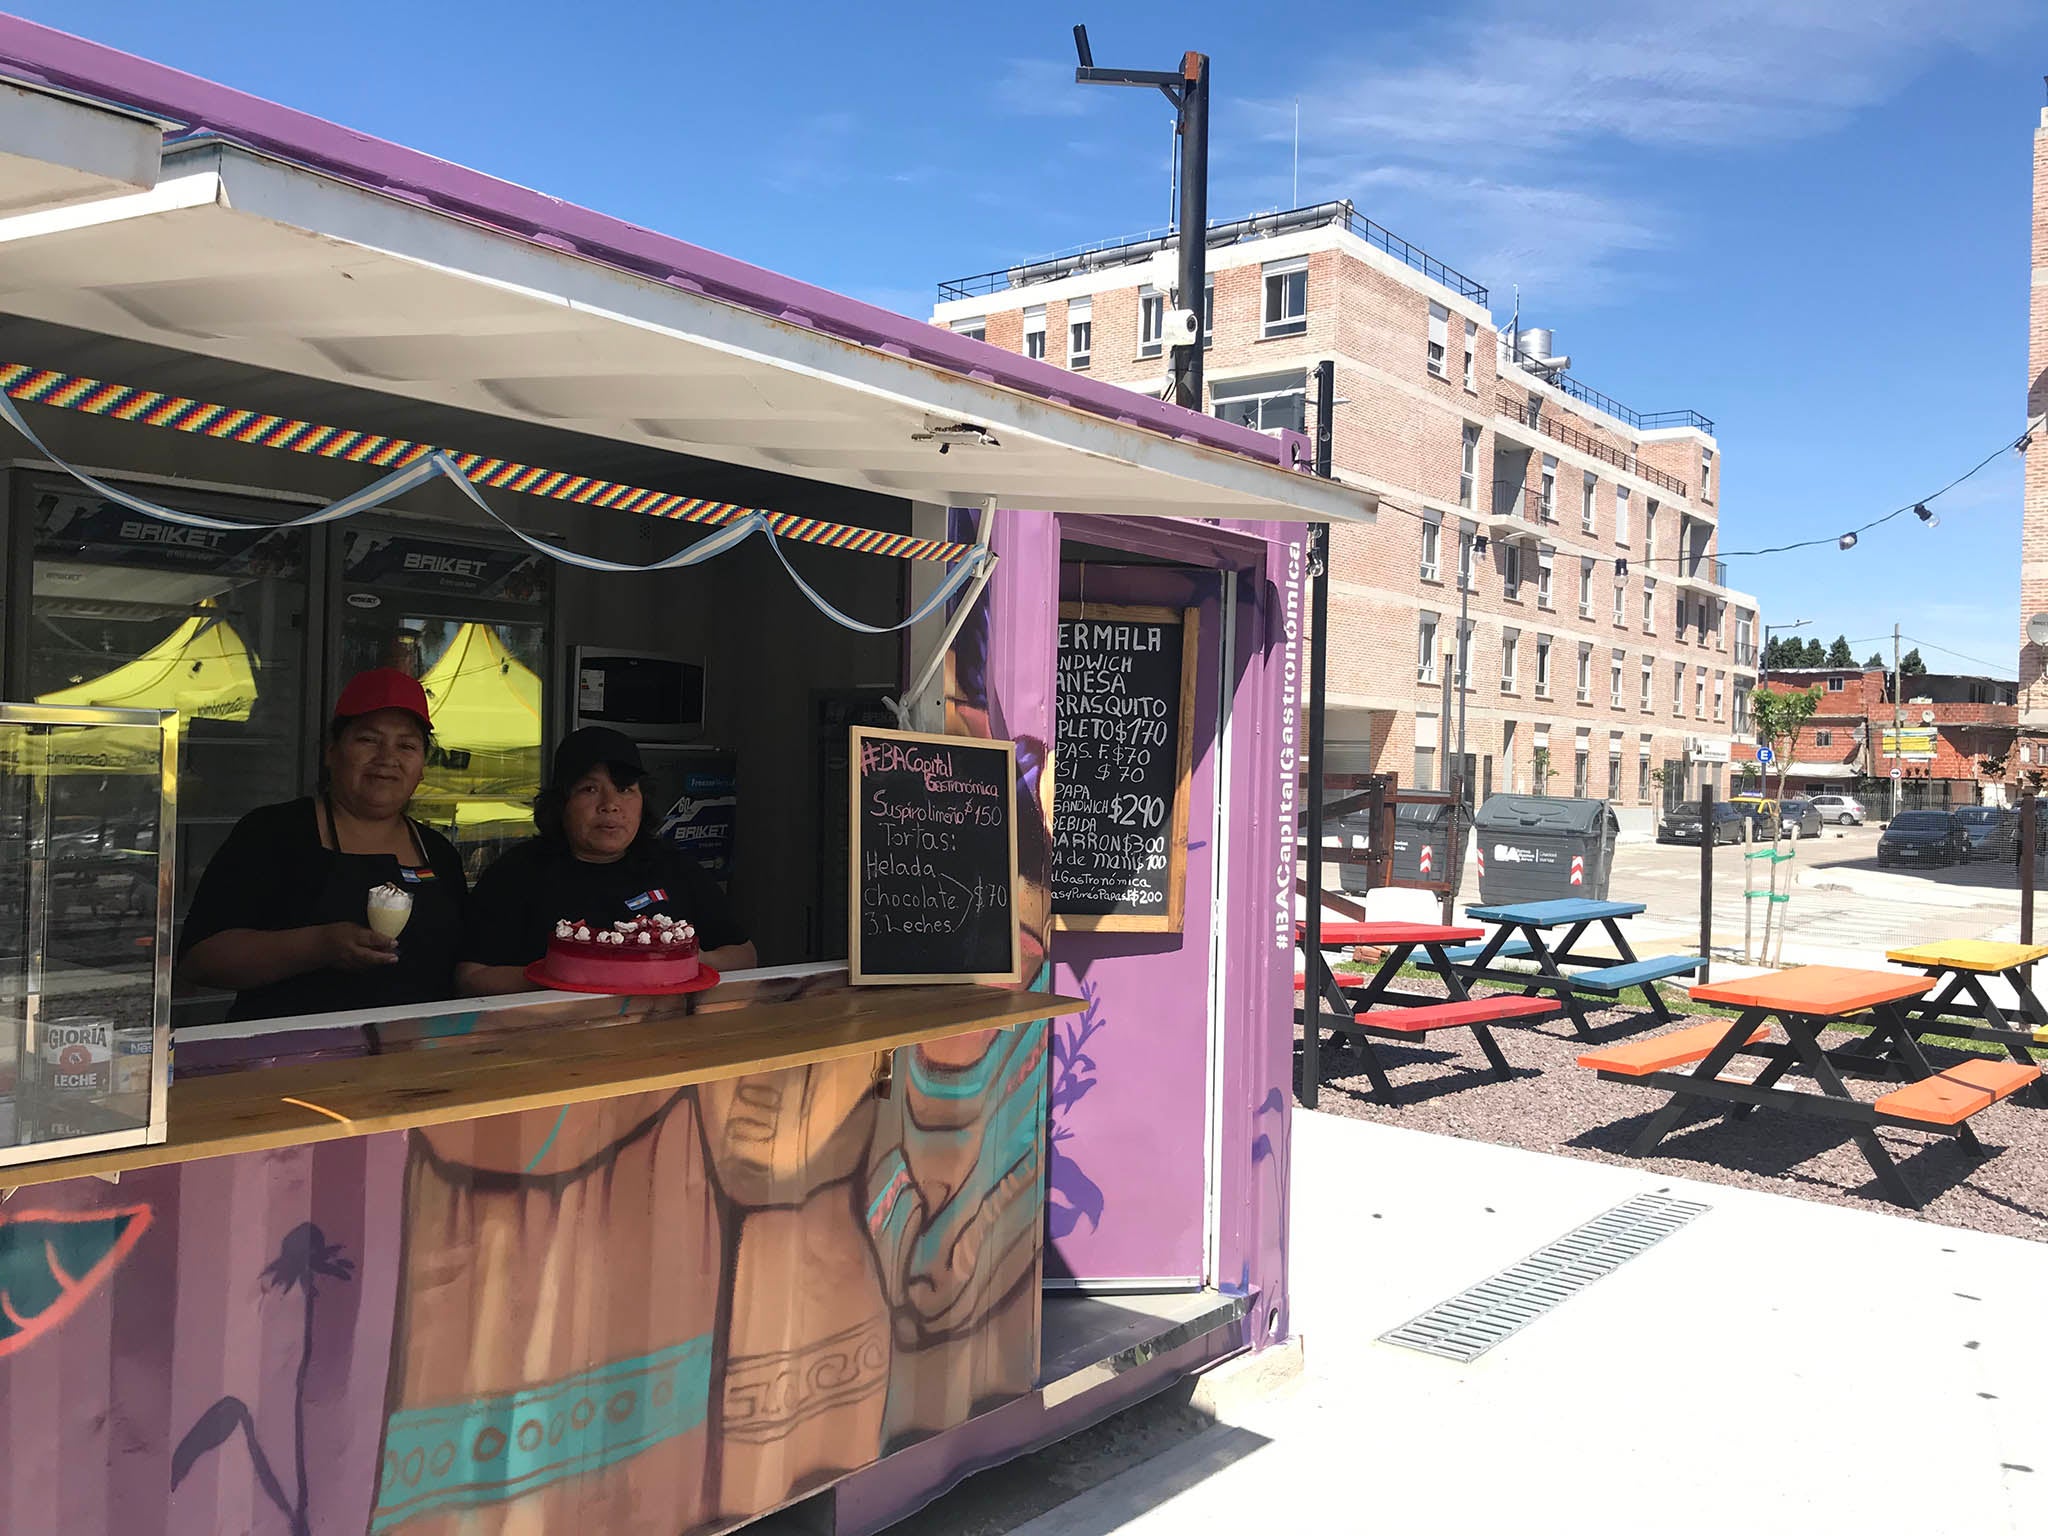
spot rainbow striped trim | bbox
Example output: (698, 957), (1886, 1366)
(0, 363), (972, 565)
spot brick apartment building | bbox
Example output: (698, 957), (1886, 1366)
(932, 201), (1760, 814)
(1761, 668), (2017, 810)
(2019, 103), (2048, 760)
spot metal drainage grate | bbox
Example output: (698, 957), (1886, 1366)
(1379, 1192), (1710, 1363)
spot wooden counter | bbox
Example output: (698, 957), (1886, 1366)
(0, 983), (1080, 1192)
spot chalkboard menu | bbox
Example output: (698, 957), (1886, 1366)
(849, 726), (1021, 985)
(1051, 602), (1199, 933)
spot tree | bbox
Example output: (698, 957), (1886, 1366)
(1801, 637), (1827, 666)
(1532, 746), (1552, 793)
(1825, 635), (1854, 667)
(1863, 652), (1884, 669)
(1900, 647), (1927, 677)
(1749, 685), (1822, 964)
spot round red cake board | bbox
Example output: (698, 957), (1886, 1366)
(522, 962), (722, 998)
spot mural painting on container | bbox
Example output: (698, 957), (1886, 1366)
(0, 975), (1045, 1534)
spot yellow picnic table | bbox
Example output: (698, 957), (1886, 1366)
(1882, 941), (2048, 1086)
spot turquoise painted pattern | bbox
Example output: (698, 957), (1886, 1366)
(370, 1336), (712, 1532)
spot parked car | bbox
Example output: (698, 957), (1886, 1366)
(1727, 795), (1777, 837)
(1777, 797), (1824, 840)
(1953, 806), (2022, 862)
(1809, 793), (1866, 827)
(1876, 810), (1970, 868)
(1659, 800), (1750, 845)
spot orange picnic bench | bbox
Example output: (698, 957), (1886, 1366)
(1579, 965), (2040, 1208)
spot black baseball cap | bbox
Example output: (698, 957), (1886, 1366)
(551, 726), (645, 788)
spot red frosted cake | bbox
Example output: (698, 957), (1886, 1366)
(545, 914), (700, 991)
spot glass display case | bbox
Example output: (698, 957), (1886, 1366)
(0, 703), (174, 1169)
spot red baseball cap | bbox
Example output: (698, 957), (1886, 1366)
(333, 668), (433, 732)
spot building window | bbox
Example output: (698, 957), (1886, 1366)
(1415, 740), (1436, 791)
(1578, 557), (1595, 619)
(1462, 319), (1477, 391)
(1418, 611), (1439, 683)
(953, 317), (986, 342)
(1503, 542), (1523, 599)
(1428, 302), (1448, 377)
(1420, 512), (1442, 582)
(1702, 449), (1714, 497)
(1737, 610), (1754, 653)
(1608, 750), (1623, 800)
(1582, 472), (1598, 533)
(1575, 748), (1590, 798)
(1638, 754), (1652, 803)
(1612, 573), (1626, 627)
(1212, 370), (1307, 434)
(1714, 671), (1725, 721)
(1577, 644), (1592, 704)
(1645, 501), (1658, 562)
(1615, 485), (1631, 544)
(1022, 306), (1047, 361)
(1528, 391), (1543, 430)
(1502, 627), (1520, 693)
(1536, 635), (1553, 697)
(1204, 277), (1215, 348)
(1642, 577), (1656, 633)
(1827, 676), (1845, 692)
(1067, 299), (1092, 369)
(1456, 618), (1474, 688)
(1458, 519), (1477, 590)
(1610, 654), (1624, 709)
(1139, 288), (1164, 358)
(1540, 456), (1557, 521)
(1640, 658), (1654, 711)
(1815, 728), (1834, 747)
(1696, 667), (1708, 716)
(1673, 661), (1685, 712)
(1734, 691), (1751, 735)
(1537, 546), (1554, 609)
(1460, 423), (1480, 508)
(1262, 257), (1308, 338)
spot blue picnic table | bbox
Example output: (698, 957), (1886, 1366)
(1445, 897), (1705, 1039)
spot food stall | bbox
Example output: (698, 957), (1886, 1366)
(0, 20), (1371, 1536)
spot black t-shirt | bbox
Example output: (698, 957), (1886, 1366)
(462, 838), (746, 969)
(177, 798), (470, 1022)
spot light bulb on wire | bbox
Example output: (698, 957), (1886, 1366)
(1838, 532), (1858, 551)
(1913, 503), (1939, 528)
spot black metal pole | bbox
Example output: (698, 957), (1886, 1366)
(2023, 793), (2038, 947)
(1699, 781), (1715, 983)
(1172, 51), (1209, 412)
(1298, 360), (1335, 1109)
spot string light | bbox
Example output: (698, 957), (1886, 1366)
(1837, 532), (1858, 550)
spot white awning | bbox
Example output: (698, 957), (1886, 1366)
(0, 105), (1372, 527)
(1781, 762), (1860, 780)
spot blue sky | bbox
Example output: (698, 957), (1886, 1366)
(17, 1), (2048, 676)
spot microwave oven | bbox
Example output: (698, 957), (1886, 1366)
(570, 647), (706, 742)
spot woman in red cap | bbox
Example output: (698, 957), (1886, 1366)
(176, 667), (469, 1020)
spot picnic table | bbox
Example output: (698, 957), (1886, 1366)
(1882, 938), (2048, 1050)
(1580, 965), (2041, 1208)
(1296, 920), (1558, 1104)
(1450, 897), (1704, 1039)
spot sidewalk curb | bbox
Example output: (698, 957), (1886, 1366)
(1186, 1336), (1305, 1422)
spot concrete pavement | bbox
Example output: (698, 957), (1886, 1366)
(1001, 1113), (2048, 1536)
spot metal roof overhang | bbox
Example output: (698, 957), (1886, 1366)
(0, 124), (1374, 528)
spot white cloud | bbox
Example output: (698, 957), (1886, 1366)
(1230, 0), (2031, 301)
(993, 58), (1095, 118)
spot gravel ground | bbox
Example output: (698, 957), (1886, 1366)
(1300, 983), (2048, 1242)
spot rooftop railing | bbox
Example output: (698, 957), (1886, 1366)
(1496, 392), (1691, 499)
(936, 199), (1488, 304)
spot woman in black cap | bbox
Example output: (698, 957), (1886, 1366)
(456, 726), (755, 993)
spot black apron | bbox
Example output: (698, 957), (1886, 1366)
(225, 803), (463, 1021)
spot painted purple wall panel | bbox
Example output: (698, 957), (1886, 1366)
(1047, 564), (1224, 1285)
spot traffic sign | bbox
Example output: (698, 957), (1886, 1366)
(1756, 745), (1774, 764)
(1890, 768), (1903, 779)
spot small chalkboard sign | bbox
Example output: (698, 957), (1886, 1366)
(849, 726), (1021, 985)
(1051, 602), (1199, 933)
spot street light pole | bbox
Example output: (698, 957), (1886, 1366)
(1073, 26), (1210, 410)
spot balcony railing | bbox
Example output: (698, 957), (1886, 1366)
(1496, 392), (1691, 499)
(1734, 642), (1758, 668)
